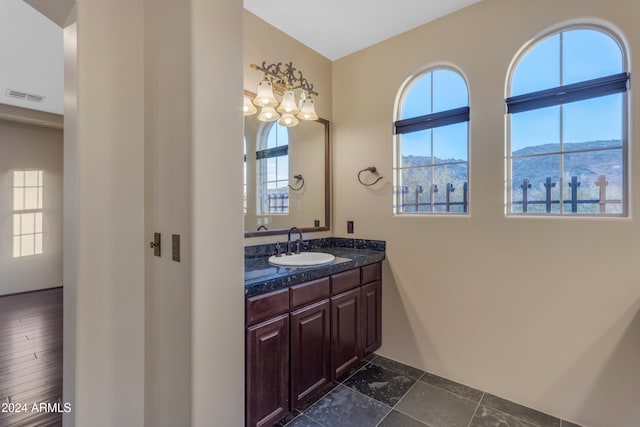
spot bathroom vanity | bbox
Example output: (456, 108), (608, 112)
(244, 239), (385, 427)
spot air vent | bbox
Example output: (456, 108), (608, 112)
(26, 94), (45, 103)
(7, 90), (27, 100)
(5, 89), (46, 103)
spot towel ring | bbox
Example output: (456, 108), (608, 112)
(357, 166), (383, 186)
(289, 174), (305, 191)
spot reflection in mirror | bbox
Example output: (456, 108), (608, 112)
(244, 92), (329, 237)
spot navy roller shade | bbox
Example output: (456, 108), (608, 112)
(256, 145), (288, 160)
(394, 106), (469, 135)
(506, 72), (629, 114)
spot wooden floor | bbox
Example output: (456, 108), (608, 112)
(0, 288), (62, 427)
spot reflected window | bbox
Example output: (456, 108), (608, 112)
(243, 136), (247, 215)
(13, 170), (44, 257)
(506, 26), (629, 215)
(257, 122), (289, 214)
(393, 68), (470, 214)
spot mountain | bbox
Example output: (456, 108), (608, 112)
(399, 139), (622, 188)
(512, 139), (621, 156)
(511, 140), (622, 186)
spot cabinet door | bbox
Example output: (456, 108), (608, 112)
(246, 314), (289, 427)
(290, 299), (331, 409)
(331, 287), (361, 380)
(361, 280), (382, 356)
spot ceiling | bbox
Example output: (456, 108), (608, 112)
(0, 0), (482, 117)
(243, 0), (483, 60)
(0, 0), (63, 116)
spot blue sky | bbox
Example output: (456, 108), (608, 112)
(399, 28), (624, 160)
(400, 69), (469, 161)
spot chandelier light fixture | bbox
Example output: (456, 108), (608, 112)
(244, 61), (319, 127)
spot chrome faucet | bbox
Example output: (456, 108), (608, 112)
(286, 226), (304, 255)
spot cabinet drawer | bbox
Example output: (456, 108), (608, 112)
(290, 277), (330, 310)
(331, 269), (361, 295)
(361, 262), (381, 284)
(246, 288), (290, 326)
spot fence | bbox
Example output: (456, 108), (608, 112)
(396, 182), (468, 213)
(513, 175), (620, 214)
(267, 193), (289, 213)
(395, 175), (621, 214)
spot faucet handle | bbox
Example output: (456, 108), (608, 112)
(294, 239), (308, 254)
(275, 242), (282, 257)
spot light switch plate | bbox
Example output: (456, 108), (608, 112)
(172, 234), (180, 262)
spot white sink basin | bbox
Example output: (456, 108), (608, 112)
(268, 252), (335, 267)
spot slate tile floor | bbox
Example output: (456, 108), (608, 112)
(277, 354), (583, 427)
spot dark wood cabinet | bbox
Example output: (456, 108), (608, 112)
(290, 277), (330, 310)
(246, 262), (383, 427)
(330, 287), (362, 380)
(290, 299), (331, 409)
(361, 280), (382, 356)
(246, 288), (289, 326)
(330, 268), (360, 294)
(246, 314), (289, 427)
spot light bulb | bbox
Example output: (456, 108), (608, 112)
(253, 78), (278, 107)
(279, 113), (299, 127)
(243, 95), (257, 115)
(277, 90), (300, 114)
(258, 106), (280, 122)
(297, 96), (318, 121)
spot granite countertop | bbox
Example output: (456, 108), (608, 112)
(244, 239), (385, 298)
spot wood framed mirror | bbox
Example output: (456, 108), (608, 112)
(244, 90), (330, 237)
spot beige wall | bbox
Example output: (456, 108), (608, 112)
(190, 0), (244, 425)
(287, 123), (327, 228)
(64, 0), (244, 425)
(0, 120), (63, 296)
(333, 1), (640, 426)
(244, 10), (333, 244)
(71, 0), (146, 424)
(62, 19), (76, 427)
(143, 0), (192, 425)
(243, 11), (332, 121)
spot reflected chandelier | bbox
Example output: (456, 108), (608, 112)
(244, 61), (319, 127)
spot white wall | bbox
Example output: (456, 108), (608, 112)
(333, 1), (640, 426)
(0, 120), (62, 296)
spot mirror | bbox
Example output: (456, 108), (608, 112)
(244, 90), (330, 237)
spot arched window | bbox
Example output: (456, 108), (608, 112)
(257, 122), (289, 214)
(393, 67), (469, 214)
(506, 26), (629, 215)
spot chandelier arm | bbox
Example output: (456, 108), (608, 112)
(284, 62), (296, 86)
(251, 62), (319, 97)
